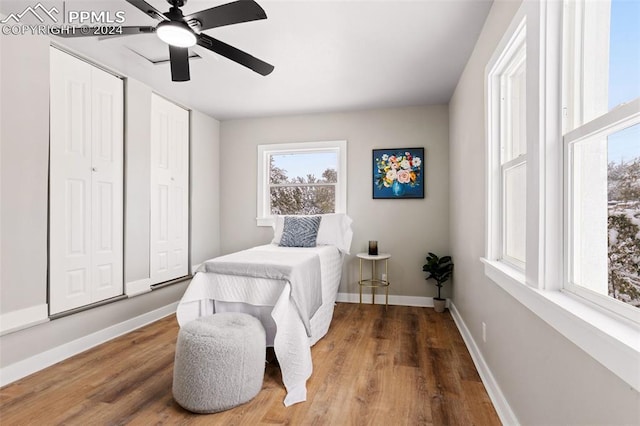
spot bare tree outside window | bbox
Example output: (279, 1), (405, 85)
(269, 156), (337, 215)
(608, 157), (640, 307)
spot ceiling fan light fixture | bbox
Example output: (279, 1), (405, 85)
(157, 21), (196, 48)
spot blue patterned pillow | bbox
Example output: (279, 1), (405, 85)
(279, 216), (322, 248)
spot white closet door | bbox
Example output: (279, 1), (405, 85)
(49, 48), (123, 315)
(150, 94), (189, 284)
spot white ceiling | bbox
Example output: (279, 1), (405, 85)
(51, 0), (493, 120)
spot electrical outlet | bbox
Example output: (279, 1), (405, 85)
(482, 322), (487, 343)
(381, 273), (387, 282)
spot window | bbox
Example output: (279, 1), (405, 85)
(256, 141), (347, 226)
(487, 17), (527, 271)
(483, 0), (639, 392)
(564, 0), (640, 319)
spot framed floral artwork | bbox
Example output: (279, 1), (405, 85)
(372, 148), (424, 199)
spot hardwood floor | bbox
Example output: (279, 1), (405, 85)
(0, 303), (500, 425)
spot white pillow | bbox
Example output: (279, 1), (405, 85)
(272, 213), (353, 254)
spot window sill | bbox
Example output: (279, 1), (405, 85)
(481, 258), (640, 391)
(256, 216), (274, 227)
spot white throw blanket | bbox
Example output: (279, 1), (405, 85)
(197, 249), (322, 336)
(176, 245), (328, 406)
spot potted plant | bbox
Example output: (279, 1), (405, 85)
(422, 252), (454, 313)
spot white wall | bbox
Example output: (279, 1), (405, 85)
(449, 1), (640, 424)
(0, 35), (220, 370)
(220, 106), (450, 298)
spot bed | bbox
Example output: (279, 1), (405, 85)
(176, 213), (353, 406)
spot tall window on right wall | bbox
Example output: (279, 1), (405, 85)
(563, 0), (640, 318)
(487, 17), (527, 272)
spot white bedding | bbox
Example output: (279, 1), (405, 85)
(176, 243), (343, 406)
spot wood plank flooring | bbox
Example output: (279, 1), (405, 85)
(0, 303), (500, 425)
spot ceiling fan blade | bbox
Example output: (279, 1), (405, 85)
(125, 0), (167, 21)
(54, 26), (156, 38)
(169, 45), (191, 82)
(183, 0), (267, 31)
(196, 33), (274, 76)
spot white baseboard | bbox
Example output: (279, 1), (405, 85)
(0, 302), (178, 387)
(449, 302), (519, 426)
(0, 304), (49, 336)
(125, 278), (152, 297)
(336, 292), (445, 307)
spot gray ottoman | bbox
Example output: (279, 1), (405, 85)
(172, 312), (266, 413)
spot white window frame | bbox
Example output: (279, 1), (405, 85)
(486, 15), (532, 275)
(482, 0), (640, 393)
(256, 140), (347, 227)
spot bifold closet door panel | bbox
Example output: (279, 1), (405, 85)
(49, 48), (123, 315)
(150, 94), (189, 285)
(89, 62), (124, 304)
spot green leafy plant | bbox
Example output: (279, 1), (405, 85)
(422, 252), (454, 300)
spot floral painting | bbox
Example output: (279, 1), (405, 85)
(373, 148), (424, 199)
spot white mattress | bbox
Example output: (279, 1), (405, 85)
(176, 243), (343, 406)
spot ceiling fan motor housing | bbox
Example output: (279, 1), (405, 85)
(168, 0), (186, 7)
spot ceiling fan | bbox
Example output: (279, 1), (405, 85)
(59, 0), (274, 82)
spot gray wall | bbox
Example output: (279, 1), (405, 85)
(0, 35), (220, 368)
(0, 34), (49, 313)
(190, 110), (221, 267)
(449, 1), (640, 424)
(220, 106), (450, 297)
(124, 79), (152, 284)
